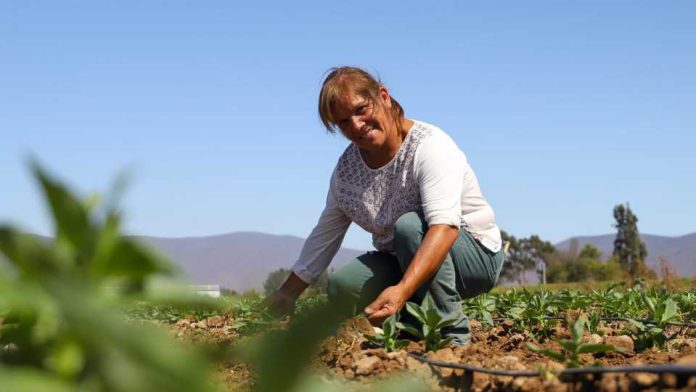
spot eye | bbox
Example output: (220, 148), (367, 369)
(356, 105), (368, 115)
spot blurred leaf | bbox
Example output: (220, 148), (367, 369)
(235, 301), (346, 392)
(0, 368), (73, 392)
(32, 162), (93, 264)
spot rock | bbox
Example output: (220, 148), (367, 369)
(427, 348), (459, 377)
(677, 355), (696, 365)
(632, 372), (658, 387)
(386, 351), (406, 366)
(661, 373), (678, 388)
(604, 335), (634, 354)
(544, 360), (565, 373)
(354, 355), (380, 376)
(584, 334), (603, 344)
(495, 355), (526, 370)
(176, 319), (191, 327)
(338, 355), (353, 369)
(205, 315), (225, 328)
(472, 332), (486, 342)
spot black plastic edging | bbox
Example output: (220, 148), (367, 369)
(408, 353), (696, 378)
(489, 316), (696, 328)
(409, 353), (696, 378)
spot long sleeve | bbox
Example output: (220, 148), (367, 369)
(414, 132), (465, 227)
(291, 172), (352, 284)
(414, 128), (502, 252)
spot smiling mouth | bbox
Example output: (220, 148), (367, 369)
(358, 126), (376, 140)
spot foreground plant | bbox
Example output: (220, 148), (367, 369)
(401, 295), (457, 352)
(363, 313), (410, 352)
(527, 316), (622, 368)
(0, 163), (218, 391)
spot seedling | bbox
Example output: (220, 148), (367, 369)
(462, 293), (496, 327)
(624, 293), (680, 350)
(402, 295), (457, 352)
(527, 316), (623, 368)
(363, 313), (410, 352)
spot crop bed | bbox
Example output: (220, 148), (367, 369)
(145, 285), (696, 391)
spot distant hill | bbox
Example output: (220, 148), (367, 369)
(555, 232), (696, 277)
(4, 231), (692, 290)
(138, 232), (367, 292)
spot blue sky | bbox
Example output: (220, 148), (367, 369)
(1, 1), (694, 251)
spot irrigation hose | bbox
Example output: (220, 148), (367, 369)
(408, 352), (696, 378)
(489, 317), (696, 328)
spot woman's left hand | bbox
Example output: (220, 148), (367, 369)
(364, 284), (410, 326)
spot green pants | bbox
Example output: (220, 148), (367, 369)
(327, 212), (505, 344)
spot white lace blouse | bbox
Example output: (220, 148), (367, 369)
(292, 120), (501, 284)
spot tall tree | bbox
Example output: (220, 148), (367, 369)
(612, 203), (648, 277)
(499, 231), (532, 284)
(499, 231), (556, 284)
(524, 235), (557, 284)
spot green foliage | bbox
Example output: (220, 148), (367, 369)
(462, 293), (496, 327)
(0, 163), (217, 391)
(499, 231), (556, 284)
(613, 203), (651, 278)
(404, 295), (457, 352)
(527, 317), (623, 368)
(363, 313), (410, 352)
(624, 290), (681, 350)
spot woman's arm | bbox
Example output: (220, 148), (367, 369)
(266, 272), (310, 316)
(364, 223), (458, 324)
(267, 170), (351, 316)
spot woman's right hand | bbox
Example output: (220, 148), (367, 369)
(265, 289), (297, 317)
(264, 272), (309, 317)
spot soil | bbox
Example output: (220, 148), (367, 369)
(166, 315), (696, 391)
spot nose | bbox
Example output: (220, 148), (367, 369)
(346, 116), (364, 133)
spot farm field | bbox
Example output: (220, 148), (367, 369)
(2, 168), (695, 391)
(129, 285), (696, 391)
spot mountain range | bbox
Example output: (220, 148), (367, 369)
(139, 231), (694, 292)
(139, 232), (366, 293)
(3, 231), (693, 292)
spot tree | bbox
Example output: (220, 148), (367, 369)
(499, 231), (533, 284)
(499, 231), (556, 284)
(612, 203), (649, 278)
(579, 244), (601, 260)
(524, 235), (556, 284)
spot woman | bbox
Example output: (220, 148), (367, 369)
(267, 66), (504, 344)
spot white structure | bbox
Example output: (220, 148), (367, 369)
(191, 284), (221, 298)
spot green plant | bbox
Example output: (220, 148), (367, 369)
(585, 311), (603, 336)
(527, 316), (622, 368)
(462, 293), (496, 327)
(0, 163), (217, 391)
(402, 295), (457, 352)
(624, 292), (680, 350)
(363, 313), (410, 352)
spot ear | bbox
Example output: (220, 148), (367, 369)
(379, 86), (392, 109)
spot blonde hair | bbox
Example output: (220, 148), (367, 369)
(318, 67), (405, 134)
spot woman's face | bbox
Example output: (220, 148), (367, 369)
(331, 87), (394, 153)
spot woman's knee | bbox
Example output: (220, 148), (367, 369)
(394, 212), (426, 249)
(327, 270), (356, 303)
